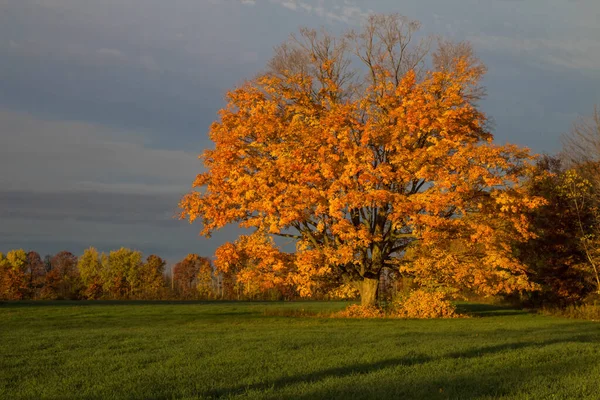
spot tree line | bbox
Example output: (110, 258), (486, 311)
(0, 248), (318, 301)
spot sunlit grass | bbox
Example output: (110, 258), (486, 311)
(1, 301), (599, 399)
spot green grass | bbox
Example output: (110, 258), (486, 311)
(1, 301), (599, 399)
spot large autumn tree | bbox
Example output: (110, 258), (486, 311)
(180, 14), (542, 306)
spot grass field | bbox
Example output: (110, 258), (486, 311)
(1, 301), (599, 399)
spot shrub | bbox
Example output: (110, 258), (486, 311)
(392, 289), (461, 319)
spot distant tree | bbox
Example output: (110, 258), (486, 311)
(101, 248), (143, 299)
(25, 251), (46, 299)
(180, 14), (543, 306)
(139, 255), (167, 299)
(0, 250), (27, 300)
(42, 251), (82, 300)
(43, 255), (52, 273)
(6, 249), (27, 270)
(196, 257), (215, 299)
(173, 254), (212, 299)
(77, 247), (104, 299)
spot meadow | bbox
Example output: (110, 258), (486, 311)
(1, 301), (599, 400)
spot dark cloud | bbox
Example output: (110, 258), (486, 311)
(0, 190), (246, 263)
(0, 191), (179, 225)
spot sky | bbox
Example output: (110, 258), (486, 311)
(1, 0), (599, 263)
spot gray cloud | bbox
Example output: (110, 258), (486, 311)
(0, 190), (245, 263)
(469, 35), (600, 73)
(0, 110), (199, 193)
(269, 0), (370, 24)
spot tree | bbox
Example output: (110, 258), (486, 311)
(557, 170), (600, 294)
(100, 248), (143, 299)
(25, 251), (46, 299)
(561, 105), (600, 182)
(77, 247), (104, 299)
(0, 250), (28, 300)
(139, 255), (167, 299)
(43, 255), (52, 273)
(560, 105), (600, 294)
(6, 249), (27, 270)
(180, 14), (542, 306)
(42, 251), (81, 300)
(508, 156), (591, 305)
(173, 254), (212, 299)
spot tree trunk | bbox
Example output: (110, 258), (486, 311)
(358, 278), (379, 307)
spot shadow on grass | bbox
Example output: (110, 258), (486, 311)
(204, 355), (431, 398)
(205, 329), (600, 399)
(455, 302), (531, 317)
(295, 352), (600, 400)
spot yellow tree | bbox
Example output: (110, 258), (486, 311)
(180, 14), (542, 306)
(0, 250), (28, 300)
(100, 248), (143, 299)
(560, 106), (600, 294)
(558, 169), (600, 294)
(77, 247), (104, 299)
(139, 255), (167, 299)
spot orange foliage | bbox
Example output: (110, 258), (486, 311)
(0, 267), (26, 300)
(214, 234), (296, 299)
(392, 290), (461, 319)
(41, 251), (81, 300)
(139, 255), (167, 299)
(173, 254), (213, 299)
(326, 283), (359, 300)
(0, 250), (31, 300)
(180, 15), (543, 305)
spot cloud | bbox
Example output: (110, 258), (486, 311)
(0, 109), (200, 194)
(96, 48), (125, 58)
(469, 35), (600, 72)
(280, 1), (298, 10)
(0, 190), (200, 261)
(0, 189), (245, 263)
(0, 191), (179, 226)
(269, 0), (370, 24)
(0, 110), (240, 262)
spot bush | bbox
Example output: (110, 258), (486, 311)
(391, 289), (461, 319)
